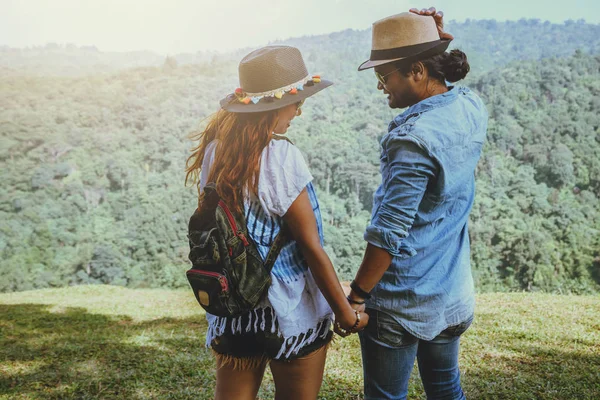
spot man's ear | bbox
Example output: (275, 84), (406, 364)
(411, 62), (425, 81)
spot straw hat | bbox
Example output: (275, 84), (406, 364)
(358, 12), (452, 71)
(220, 45), (333, 113)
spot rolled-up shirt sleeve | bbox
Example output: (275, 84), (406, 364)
(364, 137), (438, 257)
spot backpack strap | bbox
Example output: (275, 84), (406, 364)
(262, 227), (288, 273)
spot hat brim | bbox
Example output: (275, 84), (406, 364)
(358, 39), (451, 71)
(220, 79), (333, 113)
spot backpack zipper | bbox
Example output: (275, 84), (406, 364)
(187, 270), (229, 292)
(218, 200), (250, 246)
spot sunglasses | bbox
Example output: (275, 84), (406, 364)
(374, 68), (401, 86)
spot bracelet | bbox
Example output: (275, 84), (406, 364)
(334, 309), (361, 336)
(347, 295), (365, 305)
(350, 280), (371, 300)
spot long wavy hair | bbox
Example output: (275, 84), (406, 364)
(185, 109), (279, 211)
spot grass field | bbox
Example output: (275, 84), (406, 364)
(1, 286), (599, 399)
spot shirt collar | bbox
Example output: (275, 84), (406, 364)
(389, 86), (458, 131)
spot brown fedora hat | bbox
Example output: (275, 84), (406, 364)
(358, 12), (451, 71)
(220, 45), (332, 113)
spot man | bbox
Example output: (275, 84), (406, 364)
(348, 8), (488, 400)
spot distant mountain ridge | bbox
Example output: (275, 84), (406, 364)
(1, 18), (599, 77)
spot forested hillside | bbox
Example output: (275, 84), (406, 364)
(1, 19), (599, 293)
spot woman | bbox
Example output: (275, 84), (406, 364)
(185, 45), (368, 400)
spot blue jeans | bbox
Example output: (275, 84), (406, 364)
(359, 309), (473, 400)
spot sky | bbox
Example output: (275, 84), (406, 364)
(2, 0), (598, 54)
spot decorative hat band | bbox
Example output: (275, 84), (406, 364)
(235, 75), (323, 104)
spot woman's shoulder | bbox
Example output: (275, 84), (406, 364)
(262, 136), (309, 168)
(264, 135), (297, 156)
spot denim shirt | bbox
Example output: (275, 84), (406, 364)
(365, 86), (488, 341)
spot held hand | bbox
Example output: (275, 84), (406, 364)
(350, 302), (366, 313)
(356, 310), (369, 331)
(334, 309), (369, 338)
(409, 6), (454, 40)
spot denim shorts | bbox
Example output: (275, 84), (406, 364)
(210, 307), (332, 365)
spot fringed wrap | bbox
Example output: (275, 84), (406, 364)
(206, 306), (332, 364)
